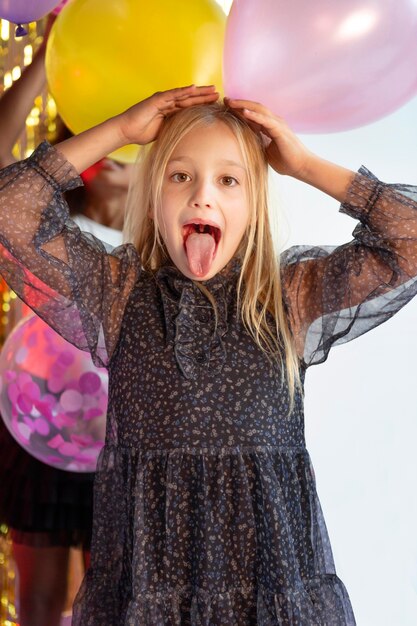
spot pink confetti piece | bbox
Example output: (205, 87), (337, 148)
(8, 382), (20, 405)
(51, 363), (66, 378)
(58, 442), (80, 457)
(22, 415), (35, 431)
(21, 381), (41, 402)
(17, 372), (32, 387)
(33, 401), (53, 421)
(65, 379), (81, 392)
(83, 407), (103, 421)
(47, 434), (65, 449)
(17, 394), (33, 414)
(60, 389), (83, 412)
(56, 413), (77, 428)
(48, 377), (65, 394)
(79, 372), (101, 395)
(43, 394), (57, 407)
(17, 422), (31, 441)
(71, 433), (94, 446)
(51, 414), (66, 429)
(34, 418), (50, 436)
(44, 455), (63, 465)
(58, 350), (75, 366)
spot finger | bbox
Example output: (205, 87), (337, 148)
(172, 87), (218, 102)
(226, 97), (264, 109)
(175, 93), (219, 107)
(223, 104), (266, 136)
(239, 108), (282, 135)
(159, 92), (219, 117)
(151, 86), (196, 108)
(160, 84), (217, 101)
(226, 98), (281, 121)
(159, 90), (218, 112)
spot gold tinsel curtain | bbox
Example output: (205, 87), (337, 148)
(0, 16), (59, 343)
(0, 17), (58, 626)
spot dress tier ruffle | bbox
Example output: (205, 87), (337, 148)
(72, 445), (355, 625)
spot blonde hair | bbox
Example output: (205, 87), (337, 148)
(124, 103), (302, 411)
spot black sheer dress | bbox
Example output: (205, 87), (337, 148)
(0, 142), (416, 625)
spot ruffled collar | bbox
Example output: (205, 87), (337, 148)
(155, 256), (241, 297)
(155, 258), (241, 379)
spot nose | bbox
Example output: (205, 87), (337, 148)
(189, 179), (214, 209)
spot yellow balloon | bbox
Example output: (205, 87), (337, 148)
(46, 0), (225, 162)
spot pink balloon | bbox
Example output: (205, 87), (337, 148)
(224, 0), (417, 132)
(0, 315), (107, 472)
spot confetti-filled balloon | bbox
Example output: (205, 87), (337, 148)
(46, 0), (225, 162)
(224, 0), (417, 133)
(0, 315), (107, 472)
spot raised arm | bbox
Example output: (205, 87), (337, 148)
(227, 99), (417, 366)
(0, 87), (219, 365)
(56, 85), (219, 171)
(0, 16), (57, 167)
(225, 97), (356, 202)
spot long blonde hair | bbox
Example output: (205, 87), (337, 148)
(124, 103), (302, 410)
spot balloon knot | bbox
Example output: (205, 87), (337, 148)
(15, 24), (28, 37)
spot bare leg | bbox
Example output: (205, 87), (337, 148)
(12, 542), (70, 626)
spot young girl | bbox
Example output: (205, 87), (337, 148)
(0, 85), (416, 625)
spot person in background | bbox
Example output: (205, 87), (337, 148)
(0, 12), (133, 626)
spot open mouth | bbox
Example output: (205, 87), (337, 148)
(182, 222), (221, 248)
(182, 220), (222, 276)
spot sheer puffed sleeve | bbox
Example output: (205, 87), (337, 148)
(281, 167), (417, 367)
(0, 141), (140, 367)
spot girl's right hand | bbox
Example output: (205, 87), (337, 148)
(56, 85), (219, 174)
(118, 85), (219, 145)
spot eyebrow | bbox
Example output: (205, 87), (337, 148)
(168, 156), (247, 171)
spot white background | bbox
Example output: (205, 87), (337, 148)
(269, 97), (417, 625)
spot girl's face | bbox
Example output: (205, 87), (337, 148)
(158, 121), (250, 280)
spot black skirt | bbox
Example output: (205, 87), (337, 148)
(0, 418), (93, 549)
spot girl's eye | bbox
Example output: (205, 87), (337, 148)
(220, 176), (238, 186)
(171, 172), (191, 183)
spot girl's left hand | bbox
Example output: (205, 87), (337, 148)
(119, 85), (219, 146)
(225, 98), (314, 180)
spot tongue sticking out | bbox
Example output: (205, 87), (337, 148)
(185, 232), (216, 277)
